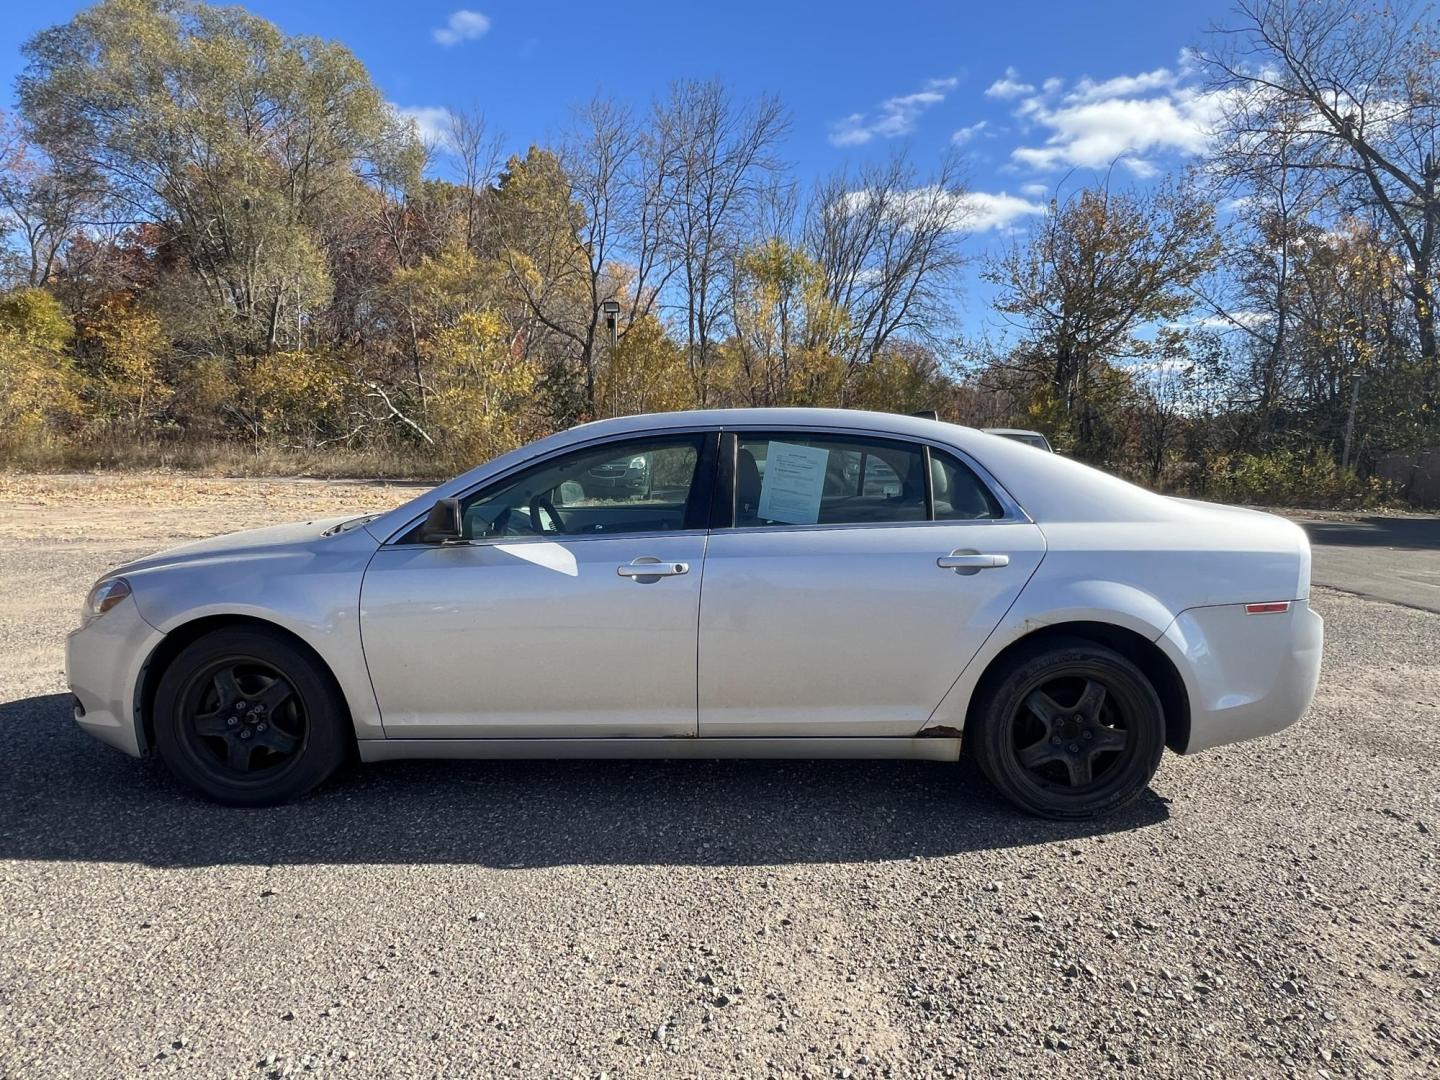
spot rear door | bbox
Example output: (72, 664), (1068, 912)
(697, 430), (1045, 737)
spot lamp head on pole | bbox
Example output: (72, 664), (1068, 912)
(601, 300), (621, 348)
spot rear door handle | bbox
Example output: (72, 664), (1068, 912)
(617, 558), (689, 578)
(937, 551), (1010, 574)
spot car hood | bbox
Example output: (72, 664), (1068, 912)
(110, 516), (370, 577)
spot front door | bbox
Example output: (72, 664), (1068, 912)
(361, 432), (715, 738)
(698, 431), (1046, 737)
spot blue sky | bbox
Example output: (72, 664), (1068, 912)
(2, 0), (1239, 334)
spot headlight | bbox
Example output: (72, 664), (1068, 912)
(81, 577), (132, 627)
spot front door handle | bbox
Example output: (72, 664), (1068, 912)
(617, 558), (689, 579)
(937, 551), (1010, 575)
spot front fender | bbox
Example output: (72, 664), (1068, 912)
(127, 534), (384, 741)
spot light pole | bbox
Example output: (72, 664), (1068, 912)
(602, 300), (621, 351)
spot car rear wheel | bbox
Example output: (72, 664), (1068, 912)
(153, 627), (348, 806)
(969, 639), (1165, 818)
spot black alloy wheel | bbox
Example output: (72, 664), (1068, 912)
(154, 627), (347, 806)
(1012, 675), (1133, 790)
(179, 658), (308, 779)
(969, 639), (1166, 818)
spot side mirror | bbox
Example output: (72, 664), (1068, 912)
(418, 498), (464, 544)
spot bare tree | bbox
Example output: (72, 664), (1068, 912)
(0, 111), (99, 287)
(494, 96), (683, 416)
(803, 151), (970, 376)
(447, 105), (504, 251)
(1194, 117), (1333, 443)
(652, 80), (788, 404)
(1202, 0), (1440, 397)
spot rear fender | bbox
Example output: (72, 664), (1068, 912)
(922, 579), (1177, 734)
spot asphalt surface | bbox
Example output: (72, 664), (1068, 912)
(1, 482), (1438, 1078)
(1297, 514), (1440, 614)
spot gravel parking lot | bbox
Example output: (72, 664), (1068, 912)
(1, 474), (1437, 1079)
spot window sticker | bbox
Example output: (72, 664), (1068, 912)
(756, 441), (830, 524)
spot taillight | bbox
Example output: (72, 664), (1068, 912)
(1244, 602), (1290, 615)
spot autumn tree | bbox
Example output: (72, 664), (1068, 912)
(984, 179), (1220, 460)
(74, 294), (171, 432)
(594, 313), (691, 419)
(1288, 216), (1422, 464)
(491, 147), (593, 423)
(0, 287), (82, 447)
(18, 0), (423, 355)
(724, 237), (845, 406)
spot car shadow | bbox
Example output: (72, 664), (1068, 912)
(1, 694), (1169, 869)
(1301, 516), (1440, 551)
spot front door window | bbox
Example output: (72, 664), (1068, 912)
(455, 435), (708, 540)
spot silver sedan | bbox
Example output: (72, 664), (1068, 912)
(67, 409), (1323, 817)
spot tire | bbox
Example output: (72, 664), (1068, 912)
(968, 639), (1165, 819)
(153, 627), (348, 806)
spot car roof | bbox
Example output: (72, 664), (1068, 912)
(365, 407), (1180, 542)
(982, 427), (1047, 437)
(568, 407), (970, 441)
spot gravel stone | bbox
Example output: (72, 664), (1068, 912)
(0, 477), (1438, 1077)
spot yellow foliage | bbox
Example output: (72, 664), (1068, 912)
(849, 350), (952, 415)
(240, 351), (355, 441)
(389, 244), (504, 327)
(172, 356), (235, 427)
(595, 314), (692, 418)
(0, 323), (82, 448)
(78, 297), (172, 430)
(727, 239), (850, 407)
(424, 310), (540, 462)
(0, 287), (74, 352)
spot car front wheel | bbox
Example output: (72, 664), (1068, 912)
(153, 627), (348, 806)
(969, 639), (1166, 819)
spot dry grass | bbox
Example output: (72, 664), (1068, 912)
(0, 436), (458, 481)
(0, 470), (426, 513)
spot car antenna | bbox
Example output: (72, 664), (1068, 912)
(909, 409), (939, 420)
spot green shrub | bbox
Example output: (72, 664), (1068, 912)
(1203, 448), (1395, 508)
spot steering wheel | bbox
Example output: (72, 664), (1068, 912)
(529, 494), (565, 535)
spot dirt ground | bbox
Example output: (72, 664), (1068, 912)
(0, 473), (1437, 1079)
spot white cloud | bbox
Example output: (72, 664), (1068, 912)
(432, 9), (490, 46)
(985, 67), (1036, 100)
(960, 191), (1047, 232)
(391, 104), (454, 149)
(999, 65), (1231, 175)
(840, 186), (1044, 234)
(829, 77), (959, 147)
(1020, 181), (1050, 197)
(1067, 67), (1177, 103)
(951, 120), (987, 146)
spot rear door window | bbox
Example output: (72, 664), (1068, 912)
(930, 449), (1004, 521)
(733, 433), (928, 527)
